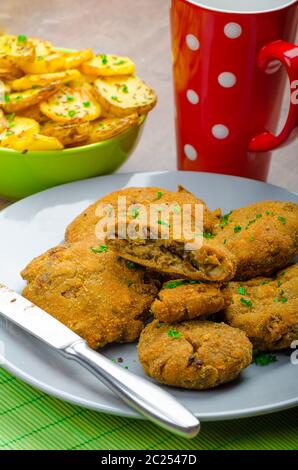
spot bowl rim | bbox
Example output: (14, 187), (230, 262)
(0, 114), (146, 155)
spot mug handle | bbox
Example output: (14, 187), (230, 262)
(249, 40), (298, 152)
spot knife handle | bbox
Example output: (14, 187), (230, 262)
(63, 340), (200, 439)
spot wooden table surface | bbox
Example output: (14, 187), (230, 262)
(0, 0), (297, 210)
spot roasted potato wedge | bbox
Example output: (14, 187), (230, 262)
(41, 120), (90, 146)
(0, 35), (35, 68)
(18, 104), (49, 123)
(0, 65), (23, 81)
(0, 81), (11, 96)
(21, 52), (67, 75)
(11, 69), (81, 91)
(0, 116), (39, 151)
(62, 49), (94, 70)
(0, 109), (7, 133)
(30, 37), (54, 57)
(40, 85), (101, 123)
(93, 75), (157, 117)
(81, 54), (135, 76)
(26, 133), (64, 150)
(23, 49), (94, 75)
(88, 113), (139, 143)
(1, 83), (60, 113)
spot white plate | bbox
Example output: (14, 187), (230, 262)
(0, 171), (297, 421)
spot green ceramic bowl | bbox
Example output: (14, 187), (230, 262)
(0, 116), (145, 200)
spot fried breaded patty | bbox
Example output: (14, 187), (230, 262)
(222, 263), (298, 351)
(138, 320), (252, 390)
(21, 241), (158, 349)
(65, 185), (221, 243)
(151, 280), (231, 323)
(214, 201), (298, 280)
(107, 236), (237, 282)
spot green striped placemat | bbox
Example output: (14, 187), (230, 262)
(0, 368), (297, 450)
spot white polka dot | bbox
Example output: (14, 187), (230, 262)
(218, 72), (237, 88)
(212, 125), (229, 140)
(265, 60), (282, 75)
(186, 89), (199, 105)
(186, 34), (200, 51)
(184, 144), (197, 161)
(224, 23), (242, 39)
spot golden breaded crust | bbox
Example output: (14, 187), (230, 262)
(65, 185), (220, 243)
(214, 201), (298, 280)
(138, 320), (252, 390)
(151, 280), (231, 323)
(21, 241), (158, 349)
(222, 263), (298, 350)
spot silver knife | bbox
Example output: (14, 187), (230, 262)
(0, 283), (200, 438)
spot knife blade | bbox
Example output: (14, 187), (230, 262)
(0, 282), (200, 438)
(0, 283), (80, 349)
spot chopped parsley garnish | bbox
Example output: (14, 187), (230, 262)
(220, 210), (233, 227)
(256, 214), (262, 219)
(158, 219), (169, 227)
(15, 95), (22, 100)
(156, 321), (163, 329)
(274, 295), (288, 304)
(126, 261), (137, 269)
(203, 232), (215, 239)
(4, 94), (10, 103)
(164, 279), (201, 289)
(5, 130), (14, 137)
(37, 55), (45, 61)
(66, 95), (74, 102)
(7, 113), (15, 122)
(240, 297), (252, 308)
(173, 203), (181, 214)
(168, 329), (182, 339)
(83, 101), (91, 107)
(249, 236), (255, 241)
(122, 85), (129, 93)
(223, 238), (227, 245)
(130, 207), (139, 219)
(68, 109), (77, 117)
(127, 280), (134, 287)
(17, 34), (27, 43)
(115, 60), (126, 65)
(90, 245), (108, 254)
(155, 191), (163, 200)
(101, 54), (108, 65)
(260, 280), (269, 285)
(31, 84), (40, 89)
(111, 95), (119, 101)
(278, 216), (286, 225)
(253, 350), (277, 366)
(237, 286), (246, 295)
(234, 225), (242, 233)
(277, 281), (282, 288)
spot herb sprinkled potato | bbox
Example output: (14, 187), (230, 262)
(93, 75), (157, 117)
(0, 116), (40, 151)
(40, 85), (101, 123)
(1, 83), (61, 113)
(81, 54), (135, 77)
(88, 113), (139, 143)
(11, 69), (81, 91)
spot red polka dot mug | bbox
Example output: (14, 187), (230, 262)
(171, 0), (298, 181)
